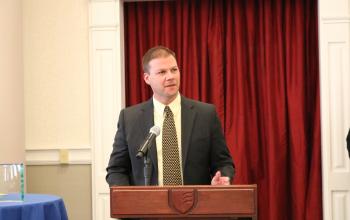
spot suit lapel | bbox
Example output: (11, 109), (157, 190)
(181, 96), (196, 170)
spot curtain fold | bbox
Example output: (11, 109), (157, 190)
(124, 0), (321, 219)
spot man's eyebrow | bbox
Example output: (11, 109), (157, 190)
(155, 66), (178, 71)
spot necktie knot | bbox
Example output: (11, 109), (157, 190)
(164, 106), (172, 117)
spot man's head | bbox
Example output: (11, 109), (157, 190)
(142, 46), (177, 73)
(143, 46), (180, 105)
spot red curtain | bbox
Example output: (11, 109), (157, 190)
(124, 0), (322, 219)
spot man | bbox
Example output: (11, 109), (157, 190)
(106, 46), (234, 186)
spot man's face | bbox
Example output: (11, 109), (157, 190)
(144, 55), (180, 105)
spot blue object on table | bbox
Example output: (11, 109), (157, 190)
(0, 193), (68, 220)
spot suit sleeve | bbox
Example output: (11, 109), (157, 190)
(106, 109), (132, 186)
(209, 108), (235, 181)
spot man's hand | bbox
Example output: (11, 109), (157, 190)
(211, 171), (230, 185)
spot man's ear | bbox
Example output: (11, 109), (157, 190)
(144, 72), (150, 85)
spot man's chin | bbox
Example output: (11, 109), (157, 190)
(164, 87), (179, 94)
(164, 91), (179, 100)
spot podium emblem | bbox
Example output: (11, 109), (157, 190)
(169, 189), (197, 214)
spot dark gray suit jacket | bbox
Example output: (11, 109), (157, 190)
(106, 96), (234, 186)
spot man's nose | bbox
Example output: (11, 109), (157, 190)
(165, 70), (174, 79)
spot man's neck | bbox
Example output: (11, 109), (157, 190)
(153, 93), (180, 106)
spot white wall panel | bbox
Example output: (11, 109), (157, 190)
(319, 0), (350, 219)
(328, 41), (349, 172)
(90, 0), (124, 219)
(96, 194), (114, 220)
(90, 1), (118, 27)
(332, 191), (349, 220)
(319, 0), (349, 17)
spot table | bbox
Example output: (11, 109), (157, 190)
(0, 193), (68, 220)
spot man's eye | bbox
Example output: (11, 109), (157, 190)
(158, 71), (166, 75)
(171, 68), (178, 72)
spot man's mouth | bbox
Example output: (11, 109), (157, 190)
(165, 84), (176, 88)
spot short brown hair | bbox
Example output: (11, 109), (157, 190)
(142, 46), (176, 73)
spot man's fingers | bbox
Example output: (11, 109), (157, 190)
(214, 171), (221, 178)
(211, 171), (223, 185)
(219, 177), (230, 185)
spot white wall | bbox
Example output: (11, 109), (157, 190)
(23, 0), (90, 150)
(0, 0), (24, 163)
(319, 0), (350, 219)
(22, 1), (92, 219)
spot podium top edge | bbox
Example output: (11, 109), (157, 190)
(110, 184), (257, 190)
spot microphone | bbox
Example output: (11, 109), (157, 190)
(136, 126), (160, 158)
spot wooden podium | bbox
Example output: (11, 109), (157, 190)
(110, 185), (257, 219)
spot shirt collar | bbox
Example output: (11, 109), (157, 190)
(153, 93), (181, 116)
